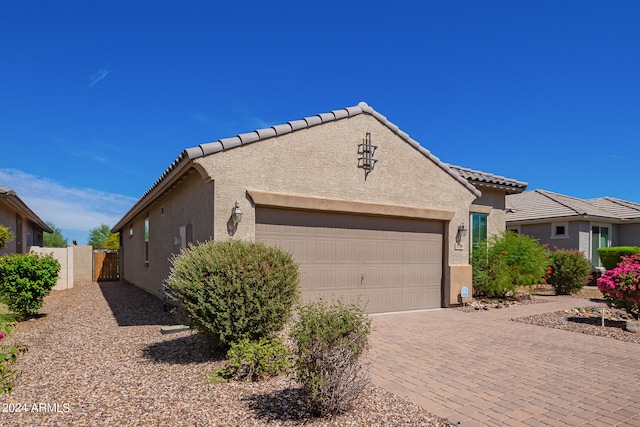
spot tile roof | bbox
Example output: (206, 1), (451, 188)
(0, 185), (15, 195)
(0, 185), (52, 233)
(506, 190), (640, 222)
(448, 165), (527, 194)
(117, 102), (486, 229)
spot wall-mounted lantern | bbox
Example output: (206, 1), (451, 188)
(231, 201), (243, 226)
(457, 224), (468, 237)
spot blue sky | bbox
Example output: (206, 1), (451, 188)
(2, 1), (639, 245)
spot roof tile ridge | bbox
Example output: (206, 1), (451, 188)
(535, 190), (586, 215)
(603, 196), (640, 212)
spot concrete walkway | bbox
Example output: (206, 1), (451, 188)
(369, 296), (640, 426)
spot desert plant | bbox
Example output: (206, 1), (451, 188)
(0, 225), (15, 250)
(0, 252), (60, 318)
(166, 239), (300, 349)
(598, 254), (640, 320)
(0, 319), (28, 394)
(547, 250), (591, 295)
(214, 337), (291, 382)
(290, 298), (371, 417)
(598, 246), (640, 270)
(471, 231), (550, 297)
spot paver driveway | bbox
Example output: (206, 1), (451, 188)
(368, 296), (640, 426)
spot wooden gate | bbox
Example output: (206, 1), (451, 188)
(93, 251), (119, 281)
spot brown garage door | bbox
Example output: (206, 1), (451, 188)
(255, 208), (443, 313)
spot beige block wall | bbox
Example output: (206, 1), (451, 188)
(29, 246), (73, 290)
(72, 246), (93, 282)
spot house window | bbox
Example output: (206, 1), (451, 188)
(551, 222), (569, 239)
(144, 216), (149, 264)
(507, 226), (520, 234)
(471, 214), (488, 253)
(591, 225), (610, 267)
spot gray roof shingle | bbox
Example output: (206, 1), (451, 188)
(506, 190), (640, 222)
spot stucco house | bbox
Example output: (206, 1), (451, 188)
(0, 184), (52, 256)
(113, 102), (525, 313)
(506, 189), (640, 269)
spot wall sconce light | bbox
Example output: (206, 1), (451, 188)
(457, 224), (468, 237)
(231, 201), (243, 226)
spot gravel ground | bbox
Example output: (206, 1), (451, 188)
(0, 281), (456, 427)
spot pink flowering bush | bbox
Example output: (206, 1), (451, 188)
(597, 254), (640, 321)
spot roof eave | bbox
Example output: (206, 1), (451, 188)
(112, 154), (196, 232)
(0, 193), (52, 233)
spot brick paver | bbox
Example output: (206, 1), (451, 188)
(369, 296), (640, 426)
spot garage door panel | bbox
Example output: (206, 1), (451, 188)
(256, 208), (443, 313)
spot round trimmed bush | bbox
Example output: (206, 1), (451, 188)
(547, 250), (591, 295)
(166, 239), (300, 349)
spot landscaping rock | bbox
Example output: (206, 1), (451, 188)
(625, 320), (640, 333)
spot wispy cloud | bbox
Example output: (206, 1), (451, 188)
(89, 69), (109, 87)
(0, 169), (136, 231)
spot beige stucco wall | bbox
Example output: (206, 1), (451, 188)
(118, 113), (481, 305)
(195, 113), (477, 305)
(470, 188), (506, 239)
(120, 171), (215, 296)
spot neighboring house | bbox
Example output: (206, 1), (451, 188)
(0, 184), (52, 256)
(113, 102), (524, 312)
(506, 189), (640, 269)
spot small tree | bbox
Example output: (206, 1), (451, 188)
(43, 222), (68, 248)
(471, 231), (550, 297)
(547, 250), (591, 295)
(598, 254), (640, 320)
(0, 225), (15, 250)
(88, 224), (119, 250)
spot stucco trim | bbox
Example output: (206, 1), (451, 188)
(470, 205), (493, 214)
(247, 189), (455, 221)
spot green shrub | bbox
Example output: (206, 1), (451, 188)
(290, 298), (371, 417)
(166, 240), (300, 349)
(547, 250), (591, 295)
(214, 337), (291, 382)
(0, 225), (15, 250)
(598, 246), (640, 271)
(471, 232), (550, 297)
(0, 252), (60, 318)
